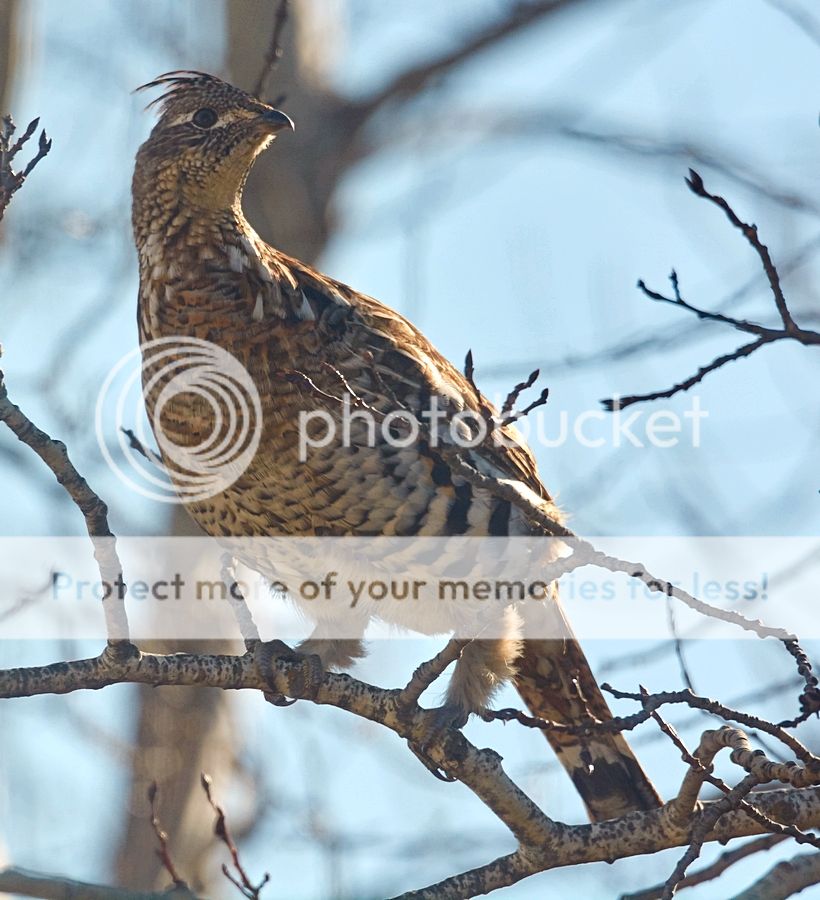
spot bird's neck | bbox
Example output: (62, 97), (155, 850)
(133, 189), (258, 278)
(131, 148), (257, 271)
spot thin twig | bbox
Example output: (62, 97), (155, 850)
(685, 168), (796, 331)
(120, 426), (163, 465)
(499, 367), (540, 420)
(663, 774), (762, 899)
(603, 171), (820, 410)
(202, 773), (270, 899)
(0, 114), (52, 222)
(620, 835), (786, 900)
(463, 349), (495, 428)
(148, 782), (188, 890)
(601, 685), (816, 763)
(252, 0), (289, 99)
(780, 639), (820, 724)
(666, 597), (695, 692)
(220, 554), (261, 651)
(602, 338), (768, 410)
(399, 638), (470, 707)
(638, 271), (779, 337)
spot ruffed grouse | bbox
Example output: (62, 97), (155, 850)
(132, 71), (660, 822)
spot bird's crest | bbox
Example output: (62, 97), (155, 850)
(135, 71), (242, 114)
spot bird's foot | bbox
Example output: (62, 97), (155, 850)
(255, 639), (324, 706)
(407, 703), (470, 782)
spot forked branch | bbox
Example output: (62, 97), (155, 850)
(603, 170), (820, 410)
(0, 114), (51, 221)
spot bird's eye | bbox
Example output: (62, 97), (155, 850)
(192, 108), (218, 129)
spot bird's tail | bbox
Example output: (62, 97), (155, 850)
(514, 602), (662, 822)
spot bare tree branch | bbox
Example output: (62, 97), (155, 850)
(0, 370), (130, 643)
(621, 835), (787, 900)
(603, 172), (820, 410)
(764, 0), (820, 50)
(481, 229), (820, 382)
(4, 643), (820, 897)
(685, 169), (798, 332)
(0, 115), (51, 222)
(148, 782), (189, 891)
(251, 0), (289, 100)
(354, 0), (595, 122)
(399, 638), (469, 708)
(600, 686), (816, 764)
(393, 110), (820, 217)
(664, 774), (763, 898)
(603, 337), (768, 410)
(0, 866), (200, 899)
(201, 773), (270, 900)
(734, 850), (820, 900)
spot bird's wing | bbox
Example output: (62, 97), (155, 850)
(264, 248), (553, 508)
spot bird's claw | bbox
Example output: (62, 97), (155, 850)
(255, 639), (324, 705)
(407, 703), (469, 781)
(408, 741), (458, 781)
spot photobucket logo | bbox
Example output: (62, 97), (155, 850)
(95, 337), (262, 504)
(297, 393), (708, 460)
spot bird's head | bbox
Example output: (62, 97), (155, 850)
(134, 71), (294, 213)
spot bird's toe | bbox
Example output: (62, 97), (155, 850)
(256, 638), (325, 704)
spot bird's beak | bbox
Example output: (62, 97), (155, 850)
(259, 108), (295, 133)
